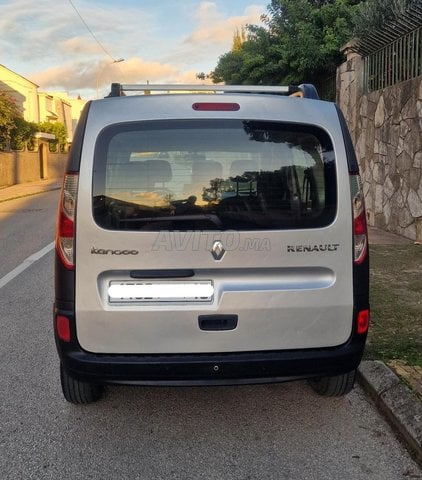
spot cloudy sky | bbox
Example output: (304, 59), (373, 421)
(0, 0), (265, 99)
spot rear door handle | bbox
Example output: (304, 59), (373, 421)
(130, 269), (194, 279)
(198, 315), (238, 331)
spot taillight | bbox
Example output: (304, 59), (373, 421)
(56, 173), (78, 269)
(357, 309), (370, 334)
(350, 174), (368, 265)
(56, 315), (71, 342)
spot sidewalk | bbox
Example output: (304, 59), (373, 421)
(368, 225), (413, 245)
(0, 178), (420, 464)
(359, 362), (422, 465)
(0, 178), (62, 202)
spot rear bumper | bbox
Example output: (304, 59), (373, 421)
(55, 307), (367, 386)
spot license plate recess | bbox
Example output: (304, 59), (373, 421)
(108, 281), (214, 303)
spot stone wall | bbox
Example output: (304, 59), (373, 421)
(337, 55), (422, 241)
(0, 148), (68, 188)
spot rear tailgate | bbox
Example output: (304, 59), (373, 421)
(75, 94), (354, 354)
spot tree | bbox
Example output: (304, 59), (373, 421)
(0, 93), (21, 147)
(0, 93), (68, 151)
(196, 72), (208, 81)
(211, 50), (245, 84)
(211, 26), (279, 84)
(36, 121), (68, 152)
(211, 0), (358, 89)
(10, 118), (38, 150)
(198, 27), (248, 82)
(232, 27), (247, 52)
(353, 0), (419, 39)
(36, 122), (67, 145)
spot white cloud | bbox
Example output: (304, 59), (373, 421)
(60, 37), (102, 56)
(188, 3), (263, 44)
(107, 57), (179, 83)
(195, 2), (221, 24)
(162, 3), (265, 68)
(29, 57), (202, 95)
(0, 0), (150, 63)
(0, 1), (265, 96)
(30, 62), (99, 91)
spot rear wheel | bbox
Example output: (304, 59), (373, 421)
(308, 369), (357, 397)
(60, 364), (103, 404)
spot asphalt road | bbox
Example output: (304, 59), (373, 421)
(0, 191), (57, 279)
(0, 191), (421, 480)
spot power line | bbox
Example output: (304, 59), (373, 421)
(68, 0), (117, 61)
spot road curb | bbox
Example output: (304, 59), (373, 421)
(0, 185), (61, 203)
(358, 360), (422, 466)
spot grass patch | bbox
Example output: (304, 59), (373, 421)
(364, 245), (422, 366)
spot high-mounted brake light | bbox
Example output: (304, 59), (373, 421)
(56, 173), (78, 269)
(350, 174), (368, 265)
(192, 102), (240, 111)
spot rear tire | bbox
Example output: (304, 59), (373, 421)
(60, 364), (103, 404)
(308, 369), (357, 397)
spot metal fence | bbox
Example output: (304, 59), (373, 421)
(364, 25), (422, 93)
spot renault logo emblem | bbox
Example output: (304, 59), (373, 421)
(211, 241), (225, 260)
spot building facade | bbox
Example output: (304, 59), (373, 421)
(0, 64), (40, 123)
(0, 64), (86, 142)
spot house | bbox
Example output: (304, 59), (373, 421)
(46, 92), (86, 141)
(0, 65), (86, 142)
(0, 64), (40, 122)
(38, 92), (73, 141)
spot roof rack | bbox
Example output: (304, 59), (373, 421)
(107, 83), (319, 99)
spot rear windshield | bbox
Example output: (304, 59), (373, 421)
(93, 120), (336, 231)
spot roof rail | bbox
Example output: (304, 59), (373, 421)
(107, 83), (319, 99)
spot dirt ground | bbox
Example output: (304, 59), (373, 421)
(366, 243), (422, 369)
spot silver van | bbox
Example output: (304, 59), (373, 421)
(54, 84), (369, 404)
